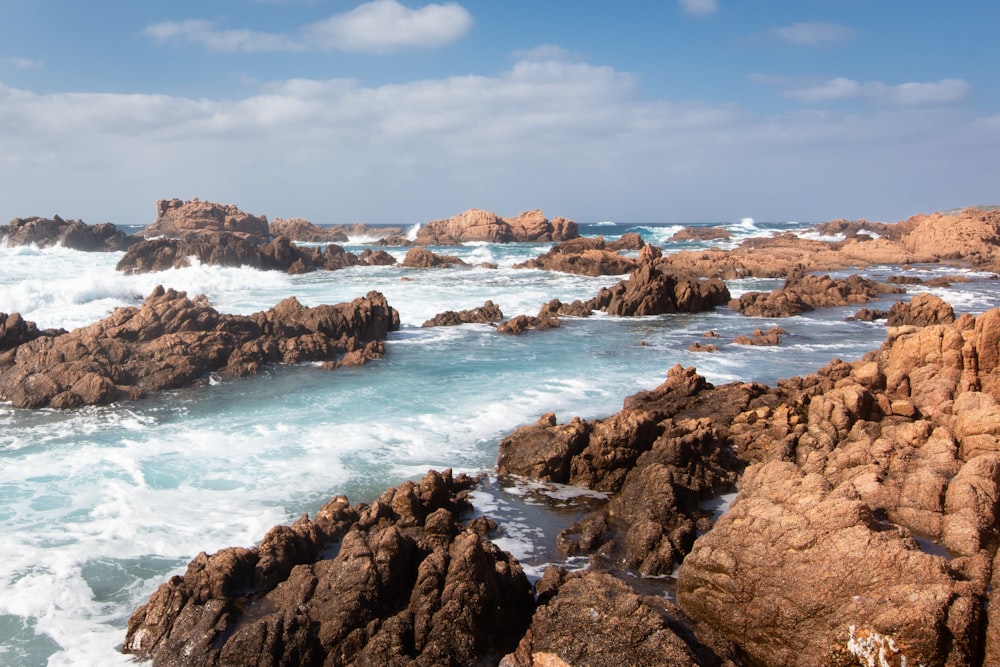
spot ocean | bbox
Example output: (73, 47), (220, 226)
(1, 219), (997, 665)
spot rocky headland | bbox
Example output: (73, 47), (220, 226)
(0, 214), (134, 251)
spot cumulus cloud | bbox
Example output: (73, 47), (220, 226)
(679, 0), (718, 17)
(144, 0), (472, 53)
(779, 76), (971, 105)
(0, 57), (996, 226)
(771, 22), (856, 47)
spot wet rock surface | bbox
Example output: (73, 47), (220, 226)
(422, 301), (504, 327)
(124, 470), (535, 667)
(0, 287), (399, 408)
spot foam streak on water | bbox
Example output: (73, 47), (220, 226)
(0, 221), (994, 665)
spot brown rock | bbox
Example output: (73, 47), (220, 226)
(402, 247), (469, 268)
(415, 208), (579, 245)
(269, 217), (348, 242)
(588, 264), (731, 316)
(0, 286), (399, 408)
(0, 215), (134, 251)
(670, 226), (731, 241)
(422, 300), (504, 327)
(141, 198), (270, 241)
(124, 470), (535, 667)
(733, 326), (786, 346)
(886, 292), (956, 327)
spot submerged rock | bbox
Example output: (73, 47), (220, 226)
(124, 470), (535, 666)
(0, 286), (399, 408)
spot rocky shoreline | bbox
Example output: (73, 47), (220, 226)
(6, 201), (1000, 664)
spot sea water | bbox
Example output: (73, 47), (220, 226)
(1, 220), (998, 666)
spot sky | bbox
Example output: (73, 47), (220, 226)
(1, 0), (998, 226)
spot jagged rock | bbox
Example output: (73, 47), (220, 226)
(588, 264), (731, 316)
(358, 248), (397, 266)
(848, 307), (889, 322)
(402, 247), (469, 268)
(415, 208), (578, 245)
(140, 198), (270, 241)
(688, 342), (719, 352)
(0, 312), (63, 351)
(887, 292), (956, 327)
(124, 470), (535, 666)
(0, 215), (134, 251)
(0, 286), (399, 408)
(422, 301), (504, 327)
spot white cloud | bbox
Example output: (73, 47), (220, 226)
(2, 56), (43, 70)
(0, 58), (996, 227)
(144, 1), (472, 54)
(305, 0), (472, 53)
(771, 22), (856, 47)
(778, 76), (971, 106)
(679, 0), (718, 17)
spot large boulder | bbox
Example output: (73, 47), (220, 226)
(140, 198), (270, 241)
(587, 264), (731, 316)
(0, 215), (133, 251)
(124, 470), (535, 666)
(0, 286), (399, 408)
(415, 208), (578, 245)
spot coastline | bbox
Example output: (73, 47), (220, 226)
(1, 206), (1000, 664)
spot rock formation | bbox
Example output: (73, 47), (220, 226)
(729, 273), (903, 317)
(415, 209), (578, 245)
(269, 217), (349, 243)
(670, 226), (731, 241)
(886, 292), (956, 327)
(513, 234), (645, 276)
(0, 215), (134, 251)
(402, 247), (469, 268)
(422, 301), (504, 327)
(124, 470), (535, 666)
(0, 287), (399, 409)
(0, 312), (63, 351)
(140, 198), (270, 242)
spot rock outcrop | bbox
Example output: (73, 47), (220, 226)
(422, 301), (504, 327)
(729, 273), (903, 317)
(415, 209), (578, 245)
(588, 263), (731, 317)
(513, 235), (644, 276)
(0, 312), (63, 351)
(140, 198), (270, 241)
(671, 226), (731, 241)
(116, 234), (382, 275)
(886, 292), (956, 327)
(0, 215), (134, 251)
(0, 287), (399, 409)
(269, 217), (349, 243)
(124, 470), (535, 666)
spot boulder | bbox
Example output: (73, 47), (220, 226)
(670, 226), (731, 241)
(733, 326), (786, 346)
(0, 312), (63, 351)
(124, 470), (535, 666)
(0, 286), (399, 408)
(269, 217), (348, 242)
(513, 235), (644, 276)
(140, 198), (270, 241)
(730, 274), (901, 317)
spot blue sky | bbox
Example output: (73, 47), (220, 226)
(1, 0), (998, 225)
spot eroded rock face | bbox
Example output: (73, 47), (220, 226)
(0, 286), (399, 408)
(0, 215), (133, 251)
(401, 247), (469, 268)
(124, 470), (535, 667)
(270, 217), (348, 242)
(0, 312), (62, 351)
(513, 235), (644, 276)
(588, 264), (731, 316)
(415, 208), (578, 245)
(887, 292), (956, 327)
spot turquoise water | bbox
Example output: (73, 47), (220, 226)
(1, 220), (997, 665)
